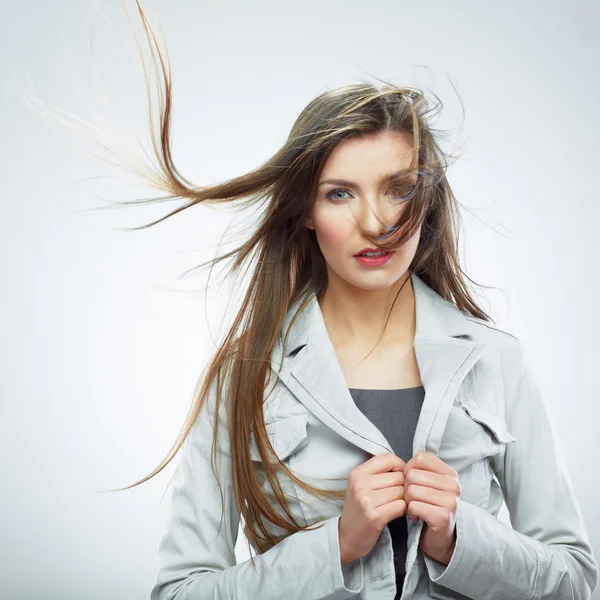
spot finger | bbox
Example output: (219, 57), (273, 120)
(405, 469), (459, 493)
(359, 452), (406, 476)
(406, 499), (441, 523)
(368, 484), (406, 509)
(404, 451), (455, 477)
(405, 484), (456, 509)
(408, 501), (455, 532)
(375, 497), (407, 525)
(367, 470), (405, 491)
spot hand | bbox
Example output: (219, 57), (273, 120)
(338, 452), (406, 565)
(403, 451), (460, 566)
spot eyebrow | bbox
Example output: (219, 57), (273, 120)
(318, 169), (415, 188)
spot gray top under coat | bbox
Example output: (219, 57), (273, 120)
(348, 385), (426, 600)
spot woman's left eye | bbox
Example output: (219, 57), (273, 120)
(390, 184), (417, 202)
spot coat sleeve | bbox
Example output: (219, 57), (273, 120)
(422, 339), (598, 599)
(149, 383), (365, 600)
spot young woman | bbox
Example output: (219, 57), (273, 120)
(47, 6), (595, 599)
(143, 96), (597, 598)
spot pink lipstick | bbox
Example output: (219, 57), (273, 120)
(353, 248), (395, 267)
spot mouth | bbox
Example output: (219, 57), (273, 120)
(353, 251), (395, 267)
(352, 249), (395, 257)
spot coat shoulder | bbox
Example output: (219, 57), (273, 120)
(463, 314), (521, 352)
(462, 315), (526, 387)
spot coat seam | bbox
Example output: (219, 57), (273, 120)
(364, 571), (396, 584)
(527, 549), (542, 600)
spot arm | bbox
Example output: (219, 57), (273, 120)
(422, 340), (598, 599)
(150, 383), (365, 600)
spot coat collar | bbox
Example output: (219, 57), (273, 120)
(271, 272), (487, 459)
(280, 272), (473, 357)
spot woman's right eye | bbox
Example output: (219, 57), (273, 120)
(326, 188), (351, 203)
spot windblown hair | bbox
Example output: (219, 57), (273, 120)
(31, 0), (495, 564)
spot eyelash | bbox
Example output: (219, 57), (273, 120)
(325, 185), (416, 204)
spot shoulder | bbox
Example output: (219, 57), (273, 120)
(463, 314), (523, 359)
(462, 314), (526, 379)
(463, 314), (520, 345)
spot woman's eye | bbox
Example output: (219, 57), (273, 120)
(390, 184), (417, 202)
(326, 185), (416, 204)
(326, 189), (351, 202)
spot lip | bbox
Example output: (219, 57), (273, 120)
(353, 251), (394, 267)
(353, 247), (395, 257)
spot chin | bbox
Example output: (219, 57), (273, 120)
(346, 276), (400, 292)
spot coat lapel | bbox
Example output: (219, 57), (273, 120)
(271, 272), (487, 459)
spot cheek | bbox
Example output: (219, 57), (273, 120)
(314, 215), (352, 253)
(405, 223), (422, 254)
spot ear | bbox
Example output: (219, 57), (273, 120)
(304, 217), (315, 230)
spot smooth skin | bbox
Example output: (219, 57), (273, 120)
(304, 131), (458, 568)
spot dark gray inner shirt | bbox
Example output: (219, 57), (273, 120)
(348, 385), (426, 600)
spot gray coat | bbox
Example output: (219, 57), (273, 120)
(150, 272), (597, 599)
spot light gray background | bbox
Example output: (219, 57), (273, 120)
(1, 1), (598, 598)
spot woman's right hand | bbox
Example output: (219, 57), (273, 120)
(338, 452), (407, 566)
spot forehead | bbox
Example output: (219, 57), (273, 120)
(321, 131), (415, 178)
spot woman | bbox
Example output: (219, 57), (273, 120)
(143, 121), (597, 598)
(50, 7), (595, 599)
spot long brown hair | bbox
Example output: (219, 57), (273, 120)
(30, 0), (495, 562)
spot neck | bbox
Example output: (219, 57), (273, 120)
(318, 272), (416, 351)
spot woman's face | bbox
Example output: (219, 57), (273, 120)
(305, 130), (422, 292)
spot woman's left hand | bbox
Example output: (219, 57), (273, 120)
(403, 451), (459, 566)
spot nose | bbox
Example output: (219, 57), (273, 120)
(355, 196), (399, 238)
